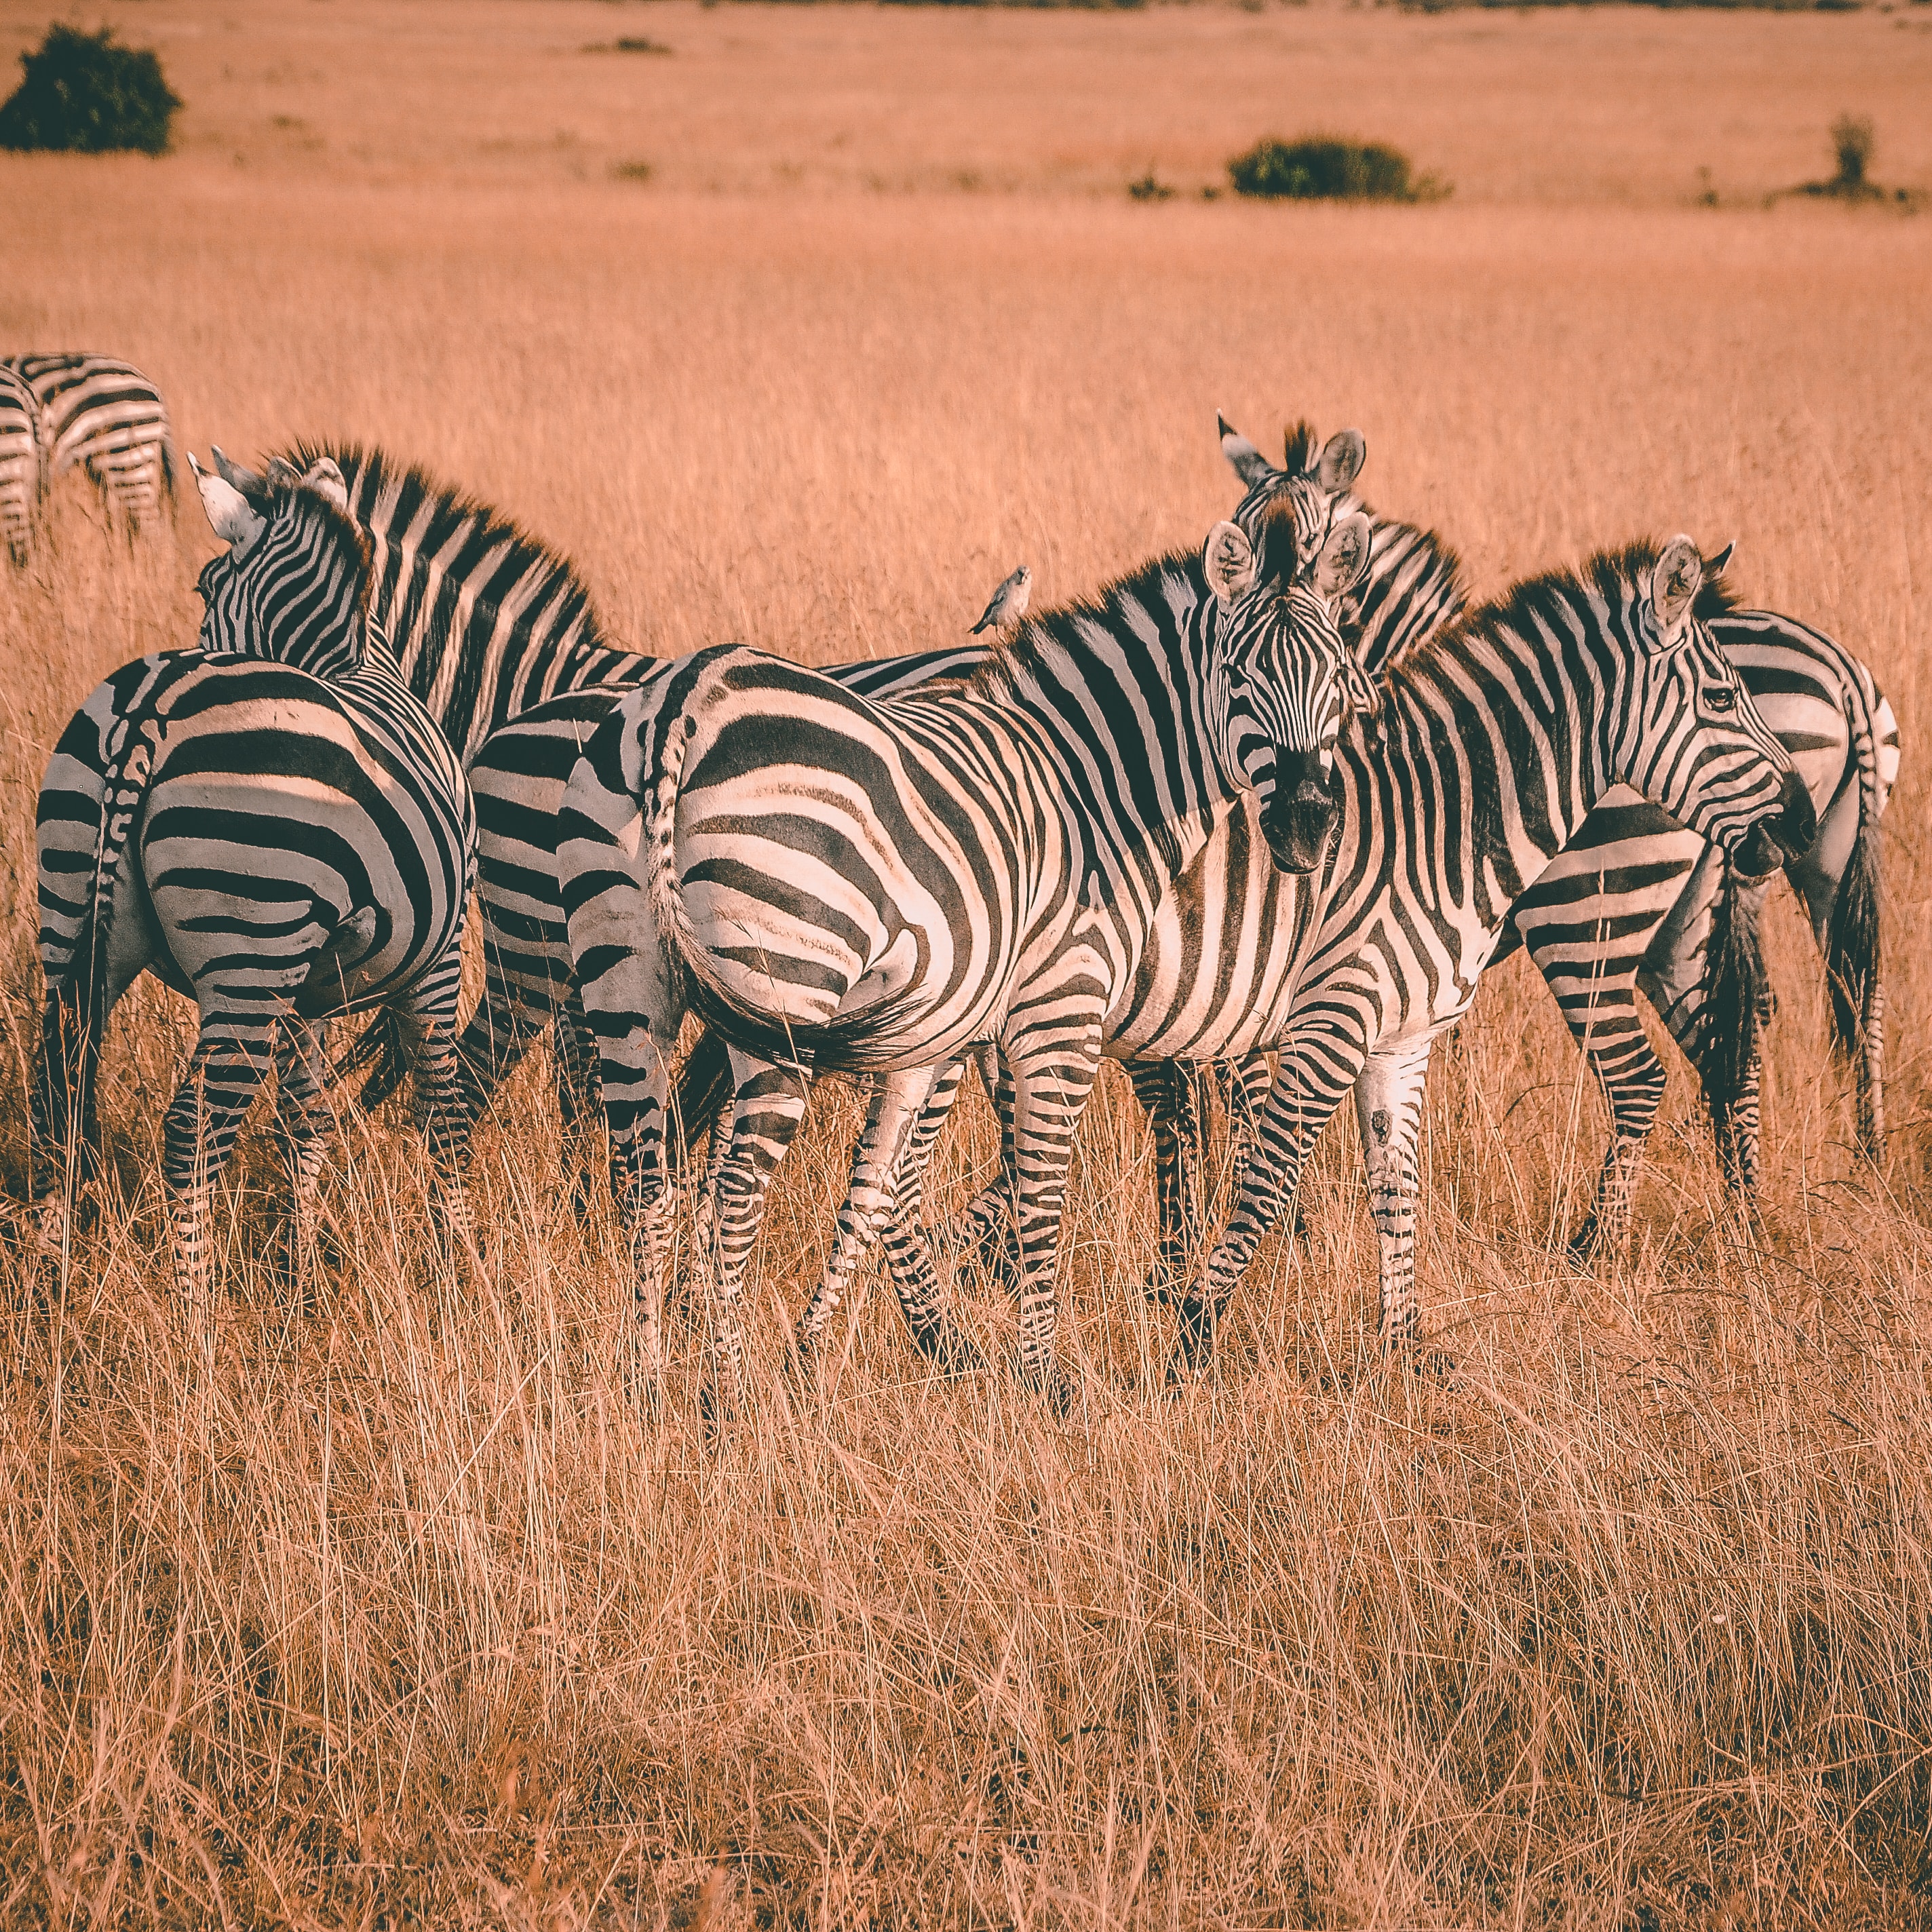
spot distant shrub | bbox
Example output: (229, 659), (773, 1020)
(609, 159), (653, 182)
(584, 37), (674, 54)
(0, 24), (180, 155)
(1830, 113), (1874, 190)
(1128, 172), (1175, 202)
(1229, 136), (1447, 204)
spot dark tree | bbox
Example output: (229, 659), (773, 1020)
(0, 25), (182, 156)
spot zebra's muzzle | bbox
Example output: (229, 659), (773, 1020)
(1731, 772), (1817, 880)
(1260, 755), (1336, 874)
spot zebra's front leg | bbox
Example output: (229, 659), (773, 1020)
(1005, 1033), (1104, 1410)
(701, 1052), (811, 1421)
(794, 1062), (947, 1361)
(1353, 1039), (1434, 1349)
(164, 1021), (281, 1366)
(1172, 1031), (1361, 1383)
(272, 1017), (338, 1304)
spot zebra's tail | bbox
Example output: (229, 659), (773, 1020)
(1824, 670), (1889, 1157)
(330, 1009), (410, 1112)
(670, 1026), (734, 1165)
(1699, 860), (1770, 1149)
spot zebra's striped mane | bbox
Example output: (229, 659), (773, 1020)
(282, 438), (611, 650)
(1380, 539), (1739, 696)
(967, 493), (1309, 708)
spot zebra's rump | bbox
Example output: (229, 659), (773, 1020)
(43, 653), (471, 1018)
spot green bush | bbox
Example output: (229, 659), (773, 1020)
(0, 24), (180, 155)
(1229, 136), (1444, 203)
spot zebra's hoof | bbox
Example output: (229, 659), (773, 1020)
(914, 1321), (986, 1378)
(1564, 1220), (1602, 1267)
(1018, 1361), (1073, 1416)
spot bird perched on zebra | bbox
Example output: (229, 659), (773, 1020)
(970, 564), (1031, 635)
(1108, 417), (1897, 1276)
(30, 457), (476, 1343)
(2, 351), (176, 533)
(1161, 536), (1815, 1378)
(558, 467), (1377, 1416)
(0, 364), (37, 561)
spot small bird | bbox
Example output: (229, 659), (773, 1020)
(970, 564), (1031, 636)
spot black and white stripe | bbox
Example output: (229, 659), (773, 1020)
(0, 364), (37, 561)
(558, 474), (1375, 1412)
(1166, 538), (1813, 1375)
(31, 475), (475, 1334)
(1114, 423), (1898, 1275)
(3, 352), (175, 531)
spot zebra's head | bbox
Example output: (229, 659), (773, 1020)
(1617, 536), (1816, 878)
(1202, 496), (1376, 874)
(189, 450), (372, 681)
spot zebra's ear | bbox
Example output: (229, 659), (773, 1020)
(188, 452), (266, 550)
(1704, 541), (1736, 580)
(210, 444), (265, 495)
(299, 457), (350, 511)
(1312, 511), (1373, 601)
(266, 457), (303, 486)
(1649, 535), (1704, 644)
(1204, 520), (1259, 604)
(1218, 414), (1276, 489)
(1315, 429), (1366, 496)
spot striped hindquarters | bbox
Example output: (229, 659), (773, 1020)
(5, 353), (174, 530)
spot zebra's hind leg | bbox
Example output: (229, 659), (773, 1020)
(272, 1017), (339, 1308)
(700, 1054), (811, 1422)
(163, 1020), (283, 1367)
(935, 1044), (1018, 1280)
(390, 959), (481, 1286)
(807, 1060), (983, 1377)
(28, 985), (102, 1295)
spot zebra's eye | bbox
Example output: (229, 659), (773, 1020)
(1704, 687), (1737, 714)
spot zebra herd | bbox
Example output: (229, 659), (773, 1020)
(23, 387), (1897, 1421)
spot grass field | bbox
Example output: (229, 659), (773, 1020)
(3, 1), (1931, 1924)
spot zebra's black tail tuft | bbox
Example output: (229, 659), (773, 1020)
(670, 1026), (733, 1166)
(1699, 861), (1769, 1125)
(1825, 819), (1882, 1070)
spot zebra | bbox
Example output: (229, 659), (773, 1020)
(2, 352), (176, 531)
(0, 364), (37, 560)
(1157, 537), (1817, 1378)
(30, 461), (476, 1335)
(1117, 420), (1897, 1275)
(558, 477), (1378, 1414)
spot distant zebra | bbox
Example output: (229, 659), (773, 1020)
(560, 481), (1376, 1412)
(31, 463), (476, 1328)
(3, 352), (176, 531)
(1167, 539), (1815, 1376)
(0, 364), (36, 560)
(1115, 421), (1897, 1274)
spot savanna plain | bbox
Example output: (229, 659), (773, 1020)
(3, 1), (1931, 1923)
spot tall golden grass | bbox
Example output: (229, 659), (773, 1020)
(2, 2), (1929, 1923)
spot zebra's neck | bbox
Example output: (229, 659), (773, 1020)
(301, 444), (657, 762)
(974, 549), (1232, 896)
(1358, 580), (1634, 929)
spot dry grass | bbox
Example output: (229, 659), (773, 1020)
(3, 2), (1931, 1923)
